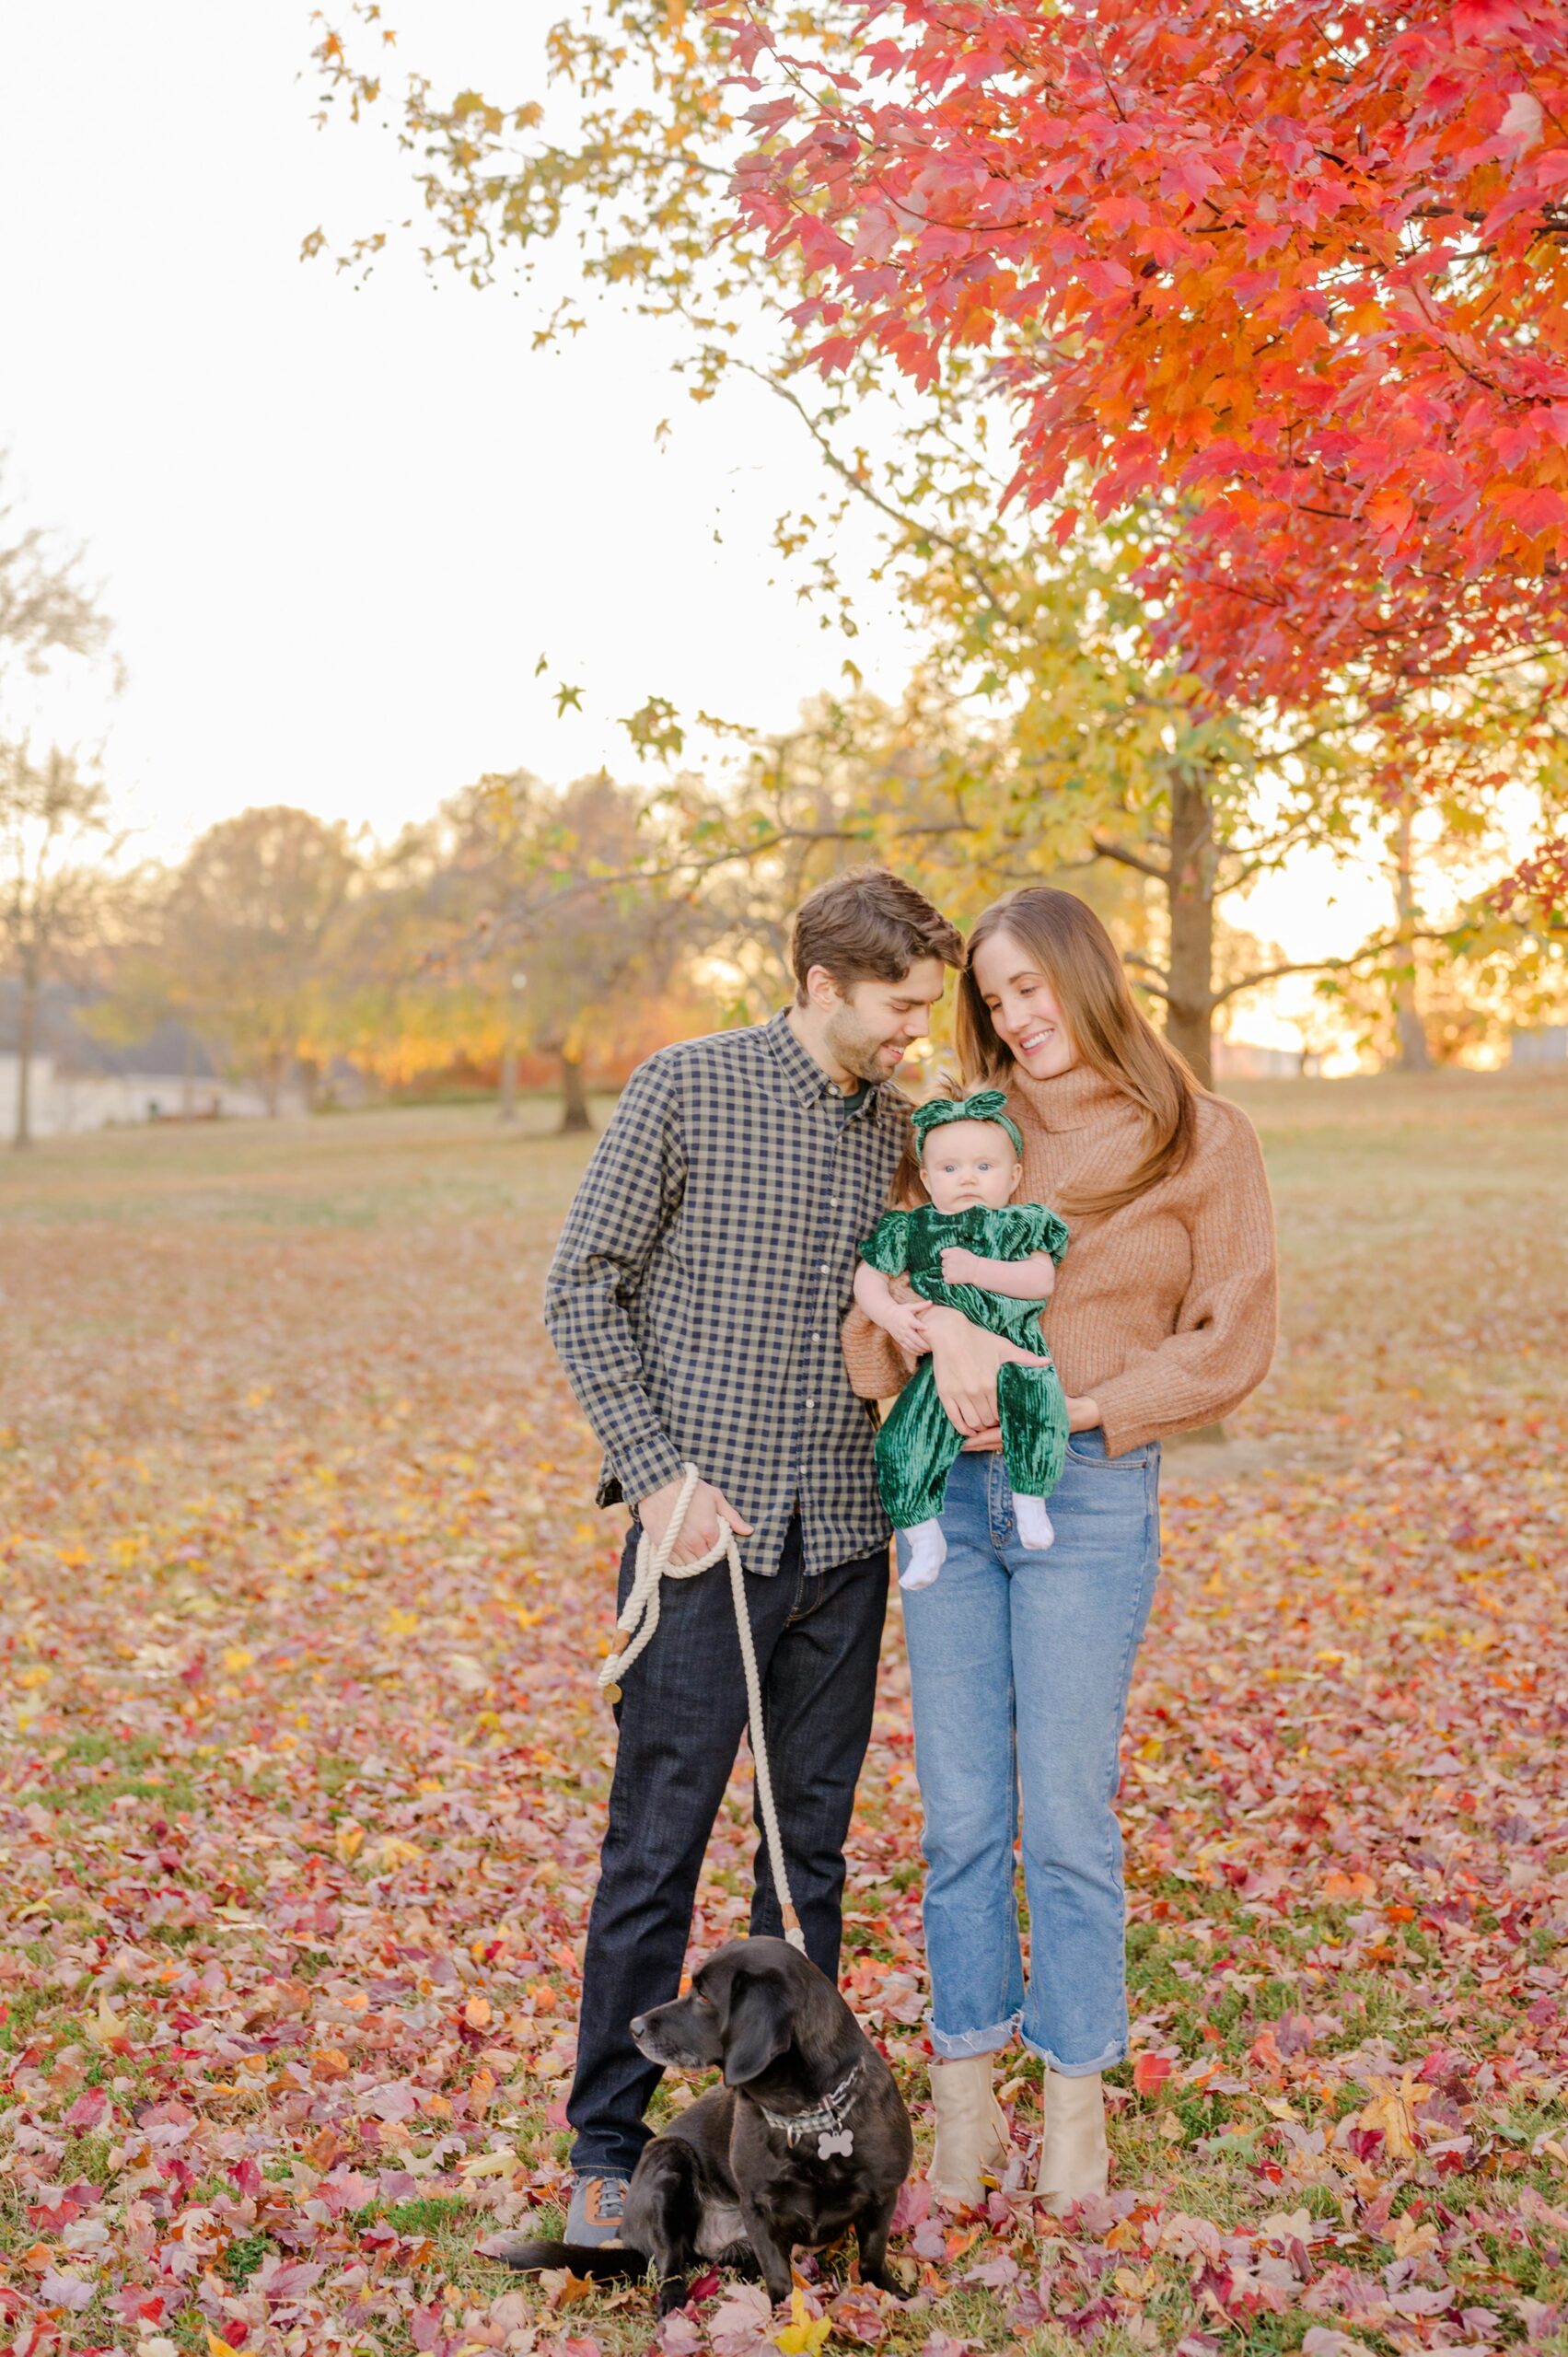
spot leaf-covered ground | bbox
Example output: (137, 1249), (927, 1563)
(0, 1075), (1564, 2357)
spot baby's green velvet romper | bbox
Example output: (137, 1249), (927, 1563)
(859, 1200), (1072, 1530)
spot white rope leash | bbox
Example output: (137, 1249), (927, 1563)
(599, 1464), (807, 1955)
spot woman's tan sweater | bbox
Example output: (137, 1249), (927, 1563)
(841, 1062), (1278, 1457)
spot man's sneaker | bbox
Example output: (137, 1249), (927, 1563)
(565, 2172), (631, 2248)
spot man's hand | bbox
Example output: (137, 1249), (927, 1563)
(925, 1306), (1051, 1440)
(637, 1474), (754, 1569)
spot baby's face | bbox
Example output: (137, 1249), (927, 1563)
(921, 1119), (1022, 1213)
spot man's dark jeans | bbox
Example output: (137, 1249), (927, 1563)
(567, 1515), (890, 2177)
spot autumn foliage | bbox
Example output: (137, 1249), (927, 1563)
(727, 0), (1568, 705)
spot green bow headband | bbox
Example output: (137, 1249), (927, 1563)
(912, 1088), (1024, 1157)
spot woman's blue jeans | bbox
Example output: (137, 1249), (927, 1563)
(898, 1430), (1160, 2076)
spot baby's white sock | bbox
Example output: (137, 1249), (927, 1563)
(1014, 1495), (1055, 1551)
(899, 1519), (947, 1590)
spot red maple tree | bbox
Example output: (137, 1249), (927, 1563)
(726, 0), (1568, 710)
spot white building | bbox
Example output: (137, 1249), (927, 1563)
(0, 982), (285, 1137)
(1212, 1037), (1308, 1081)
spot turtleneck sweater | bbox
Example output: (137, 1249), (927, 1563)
(841, 1062), (1278, 1457)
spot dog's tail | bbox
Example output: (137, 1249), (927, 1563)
(488, 2236), (650, 2281)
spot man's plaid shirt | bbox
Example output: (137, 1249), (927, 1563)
(544, 1013), (910, 1578)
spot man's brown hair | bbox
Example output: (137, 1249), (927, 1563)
(790, 865), (963, 1004)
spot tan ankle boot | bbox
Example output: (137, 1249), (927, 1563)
(1035, 2070), (1109, 2212)
(927, 2055), (1010, 2205)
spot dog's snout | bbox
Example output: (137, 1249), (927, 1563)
(630, 2013), (648, 2040)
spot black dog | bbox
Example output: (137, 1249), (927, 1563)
(491, 1937), (912, 2313)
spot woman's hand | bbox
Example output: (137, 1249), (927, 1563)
(925, 1306), (1051, 1440)
(959, 1391), (1102, 1453)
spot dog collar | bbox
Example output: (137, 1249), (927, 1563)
(756, 2061), (863, 2160)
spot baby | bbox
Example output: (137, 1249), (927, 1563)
(854, 1088), (1070, 1591)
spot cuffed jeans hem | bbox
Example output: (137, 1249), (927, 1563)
(1019, 2031), (1126, 2077)
(928, 2009), (1023, 2061)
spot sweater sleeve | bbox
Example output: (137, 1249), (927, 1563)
(1093, 1103), (1278, 1456)
(841, 1298), (918, 1401)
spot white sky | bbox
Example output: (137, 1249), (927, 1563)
(0, 4), (1530, 1057)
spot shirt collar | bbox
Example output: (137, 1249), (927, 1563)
(763, 1010), (889, 1120)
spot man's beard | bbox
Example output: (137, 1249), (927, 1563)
(825, 1006), (904, 1086)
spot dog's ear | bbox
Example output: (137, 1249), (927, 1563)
(720, 1971), (792, 2086)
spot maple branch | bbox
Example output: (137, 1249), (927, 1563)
(1089, 834), (1171, 882)
(740, 361), (1022, 627)
(1211, 928), (1455, 1007)
(1122, 954), (1171, 1004)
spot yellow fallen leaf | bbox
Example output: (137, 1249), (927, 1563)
(334, 1819), (366, 1863)
(86, 1990), (125, 2046)
(208, 2333), (243, 2357)
(460, 2148), (517, 2177)
(1357, 2071), (1430, 2160)
(222, 1647), (253, 1673)
(373, 1836), (422, 1871)
(775, 2288), (830, 2355)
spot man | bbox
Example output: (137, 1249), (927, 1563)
(540, 865), (962, 2245)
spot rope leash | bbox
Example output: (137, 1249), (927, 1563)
(599, 1465), (807, 1955)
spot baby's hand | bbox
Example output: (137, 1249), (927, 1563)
(883, 1299), (931, 1358)
(939, 1246), (991, 1286)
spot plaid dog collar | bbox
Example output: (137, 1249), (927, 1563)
(756, 2061), (864, 2160)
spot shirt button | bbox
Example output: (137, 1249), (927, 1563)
(819, 1261), (830, 1274)
(810, 1331), (820, 1342)
(807, 1397), (816, 1408)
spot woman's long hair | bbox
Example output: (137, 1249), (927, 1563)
(956, 887), (1199, 1219)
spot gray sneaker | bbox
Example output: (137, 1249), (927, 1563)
(565, 2172), (631, 2248)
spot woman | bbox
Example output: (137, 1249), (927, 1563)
(842, 887), (1277, 2210)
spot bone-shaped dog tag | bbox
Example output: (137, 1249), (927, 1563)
(818, 2130), (854, 2160)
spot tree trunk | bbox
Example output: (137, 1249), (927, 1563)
(498, 1039), (518, 1125)
(1164, 770), (1216, 1089)
(12, 964), (36, 1150)
(180, 1028), (196, 1120)
(559, 1051), (592, 1134)
(1390, 813), (1432, 1072)
(1165, 772), (1224, 1442)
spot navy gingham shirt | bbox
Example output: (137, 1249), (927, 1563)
(543, 1013), (910, 1577)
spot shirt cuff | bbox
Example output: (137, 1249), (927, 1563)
(611, 1429), (688, 1510)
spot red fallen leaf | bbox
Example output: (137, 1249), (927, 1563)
(1132, 2052), (1173, 2097)
(830, 2286), (891, 2343)
(62, 2086), (108, 2131)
